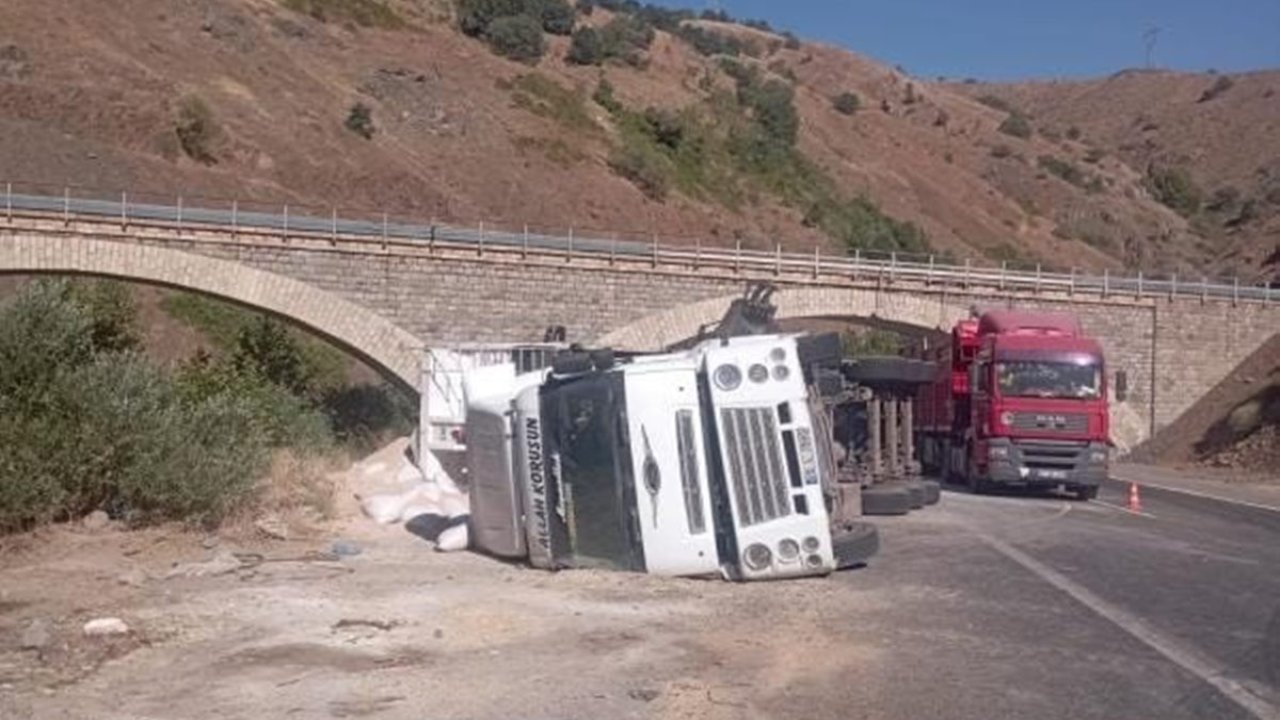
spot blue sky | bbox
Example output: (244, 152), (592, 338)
(680, 1), (1280, 80)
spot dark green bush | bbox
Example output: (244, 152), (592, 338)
(485, 14), (546, 62)
(1037, 154), (1086, 187)
(609, 143), (670, 200)
(832, 91), (860, 115)
(592, 78), (621, 113)
(598, 14), (655, 66)
(567, 26), (603, 65)
(537, 0), (575, 35)
(998, 112), (1032, 139)
(1198, 75), (1234, 103)
(175, 96), (219, 164)
(345, 102), (376, 139)
(1147, 165), (1202, 216)
(456, 0), (526, 36)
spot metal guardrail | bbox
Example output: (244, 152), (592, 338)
(2, 182), (1275, 305)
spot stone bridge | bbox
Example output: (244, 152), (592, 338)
(1, 206), (1276, 452)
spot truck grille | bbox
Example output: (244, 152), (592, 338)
(719, 407), (791, 527)
(1017, 440), (1087, 471)
(1009, 412), (1088, 434)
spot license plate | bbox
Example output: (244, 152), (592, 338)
(1036, 469), (1068, 481)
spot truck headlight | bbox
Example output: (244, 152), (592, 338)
(772, 364), (791, 381)
(748, 364), (769, 384)
(1089, 449), (1108, 464)
(714, 364), (742, 391)
(777, 538), (800, 561)
(988, 445), (1010, 461)
(802, 536), (821, 553)
(1000, 411), (1015, 427)
(743, 543), (772, 571)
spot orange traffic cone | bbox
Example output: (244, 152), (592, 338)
(1127, 482), (1142, 513)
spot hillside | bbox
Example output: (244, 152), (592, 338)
(953, 70), (1280, 281)
(0, 0), (1275, 276)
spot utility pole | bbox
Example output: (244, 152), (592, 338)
(1143, 25), (1161, 69)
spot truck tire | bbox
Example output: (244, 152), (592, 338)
(832, 521), (880, 569)
(901, 480), (926, 509)
(842, 357), (923, 385)
(1075, 485), (1099, 501)
(551, 352), (592, 375)
(921, 479), (942, 505)
(861, 484), (912, 516)
(590, 349), (615, 371)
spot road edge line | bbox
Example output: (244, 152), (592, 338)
(973, 528), (1280, 720)
(1110, 474), (1280, 514)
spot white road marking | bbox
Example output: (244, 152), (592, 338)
(1090, 498), (1158, 519)
(973, 528), (1280, 720)
(1111, 475), (1280, 514)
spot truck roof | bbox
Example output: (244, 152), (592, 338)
(978, 310), (1082, 337)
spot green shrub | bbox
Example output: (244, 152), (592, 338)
(0, 280), (94, 417)
(677, 25), (746, 58)
(345, 102), (376, 139)
(233, 316), (315, 397)
(1198, 75), (1234, 103)
(609, 142), (670, 200)
(323, 384), (416, 452)
(998, 112), (1032, 139)
(69, 280), (140, 353)
(842, 328), (905, 357)
(537, 0), (575, 35)
(1147, 165), (1202, 216)
(485, 14), (546, 62)
(175, 96), (219, 164)
(1066, 126), (1082, 141)
(781, 31), (801, 50)
(832, 91), (860, 115)
(567, 26), (603, 65)
(598, 14), (655, 66)
(509, 73), (597, 132)
(1037, 154), (1086, 187)
(456, 0), (525, 36)
(592, 78), (621, 113)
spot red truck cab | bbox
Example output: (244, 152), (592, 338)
(916, 311), (1110, 499)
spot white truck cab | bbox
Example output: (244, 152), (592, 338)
(464, 334), (852, 581)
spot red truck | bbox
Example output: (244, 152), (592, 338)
(914, 310), (1110, 499)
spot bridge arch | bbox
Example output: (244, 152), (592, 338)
(0, 234), (423, 390)
(597, 286), (974, 350)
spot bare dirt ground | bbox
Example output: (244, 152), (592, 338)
(4, 472), (1279, 720)
(0, 444), (869, 720)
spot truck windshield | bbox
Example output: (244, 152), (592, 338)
(542, 376), (644, 572)
(995, 361), (1101, 399)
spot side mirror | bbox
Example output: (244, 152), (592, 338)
(1115, 370), (1129, 403)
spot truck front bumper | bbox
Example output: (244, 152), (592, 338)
(985, 439), (1108, 489)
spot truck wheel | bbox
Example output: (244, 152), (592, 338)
(832, 522), (880, 569)
(861, 484), (912, 516)
(590, 348), (615, 371)
(902, 480), (926, 509)
(921, 479), (942, 505)
(841, 357), (931, 385)
(551, 352), (592, 375)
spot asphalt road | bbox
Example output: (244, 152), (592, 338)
(816, 479), (1280, 720)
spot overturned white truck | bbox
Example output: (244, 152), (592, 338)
(462, 334), (879, 581)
